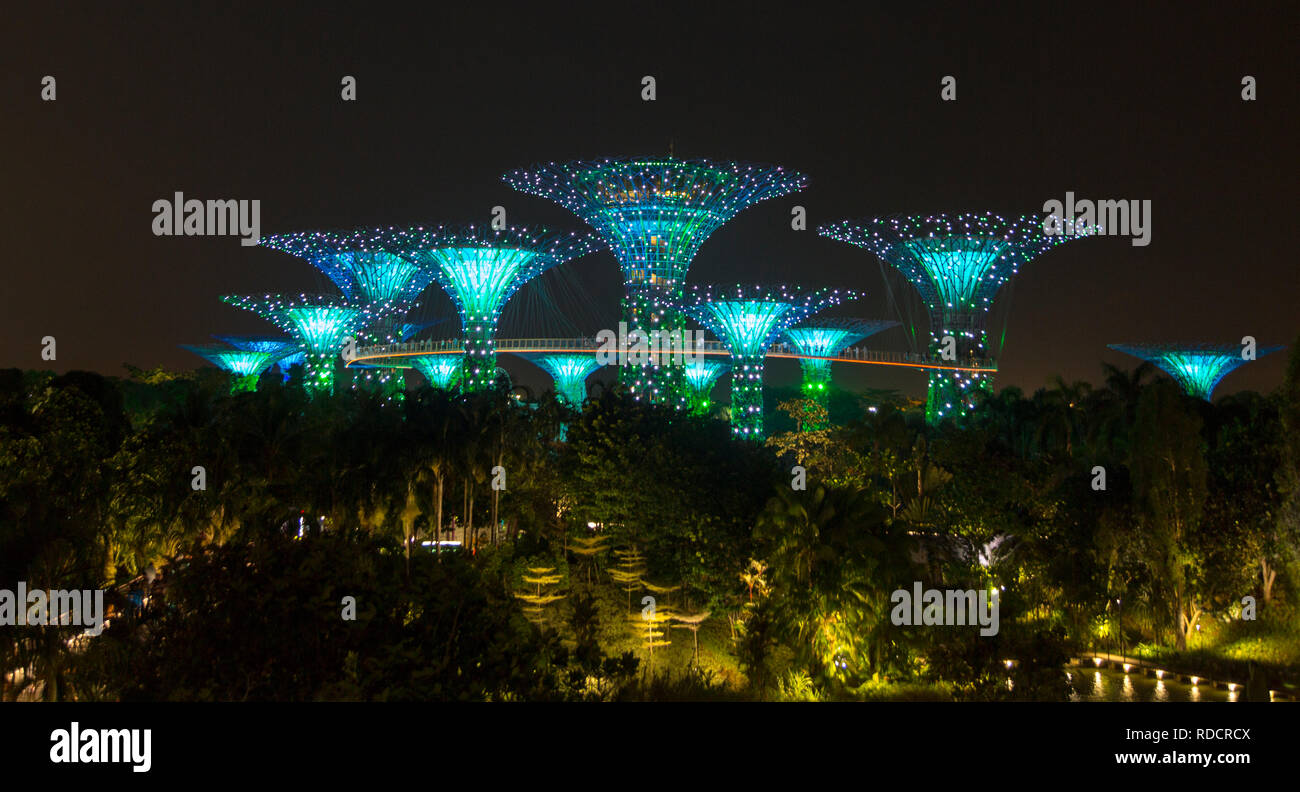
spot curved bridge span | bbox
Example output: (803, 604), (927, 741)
(349, 338), (997, 373)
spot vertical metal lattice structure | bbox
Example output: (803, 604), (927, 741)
(410, 353), (465, 391)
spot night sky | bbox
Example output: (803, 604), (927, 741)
(3, 3), (1295, 400)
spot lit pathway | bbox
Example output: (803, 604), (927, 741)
(1074, 650), (1292, 701)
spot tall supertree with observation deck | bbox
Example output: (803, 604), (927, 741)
(220, 293), (404, 394)
(783, 318), (899, 416)
(371, 224), (601, 392)
(515, 353), (601, 407)
(683, 359), (730, 415)
(181, 344), (278, 393)
(1108, 342), (1284, 401)
(680, 285), (859, 439)
(820, 213), (1088, 423)
(503, 157), (806, 406)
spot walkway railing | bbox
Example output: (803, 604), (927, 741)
(351, 338), (997, 373)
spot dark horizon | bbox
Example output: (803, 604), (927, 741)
(3, 2), (1295, 400)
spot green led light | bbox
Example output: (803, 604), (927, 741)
(367, 225), (600, 392)
(221, 293), (407, 395)
(820, 213), (1093, 423)
(1109, 343), (1284, 401)
(410, 354), (465, 390)
(518, 353), (601, 406)
(181, 344), (277, 393)
(680, 284), (859, 440)
(505, 157), (806, 406)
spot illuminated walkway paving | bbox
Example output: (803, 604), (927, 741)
(352, 337), (996, 373)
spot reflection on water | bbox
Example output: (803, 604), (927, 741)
(1068, 667), (1233, 702)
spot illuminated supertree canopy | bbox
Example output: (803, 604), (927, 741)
(276, 349), (306, 374)
(783, 318), (899, 397)
(260, 228), (437, 304)
(181, 344), (277, 392)
(372, 224), (601, 392)
(1108, 342), (1284, 401)
(211, 335), (298, 357)
(409, 353), (465, 390)
(515, 353), (601, 406)
(503, 157), (806, 405)
(682, 359), (730, 415)
(221, 293), (405, 393)
(819, 213), (1089, 423)
(680, 284), (859, 439)
(260, 229), (444, 399)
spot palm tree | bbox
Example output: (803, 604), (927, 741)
(1032, 376), (1091, 458)
(408, 388), (459, 555)
(458, 395), (496, 553)
(1090, 361), (1156, 459)
(755, 484), (913, 680)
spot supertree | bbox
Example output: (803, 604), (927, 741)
(679, 284), (859, 439)
(410, 353), (464, 390)
(682, 359), (730, 415)
(260, 228), (437, 398)
(260, 228), (437, 304)
(783, 318), (899, 412)
(1108, 342), (1284, 401)
(820, 213), (1088, 423)
(211, 334), (298, 357)
(372, 224), (601, 392)
(275, 349), (306, 379)
(220, 294), (404, 394)
(503, 157), (806, 406)
(181, 344), (277, 393)
(212, 334), (303, 384)
(515, 353), (601, 406)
